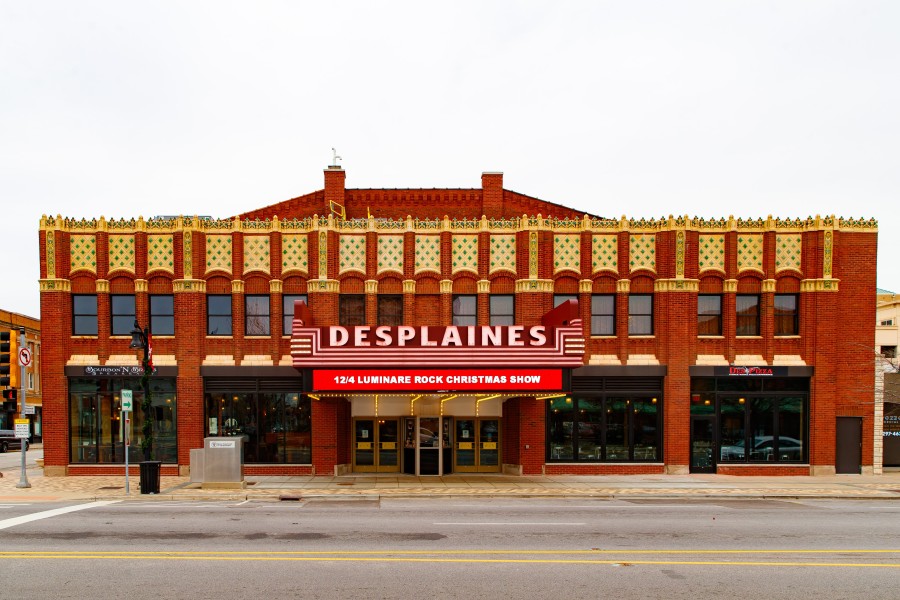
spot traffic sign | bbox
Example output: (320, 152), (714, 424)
(18, 347), (32, 367)
(121, 389), (133, 412)
(24, 405), (35, 415)
(14, 419), (29, 439)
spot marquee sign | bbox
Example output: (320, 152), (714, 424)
(313, 368), (563, 392)
(291, 300), (585, 368)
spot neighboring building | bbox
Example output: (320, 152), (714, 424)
(38, 166), (878, 477)
(877, 289), (899, 469)
(876, 289), (899, 364)
(0, 310), (42, 442)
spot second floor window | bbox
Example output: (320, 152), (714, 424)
(554, 294), (577, 308)
(150, 295), (175, 335)
(736, 295), (760, 336)
(283, 295), (308, 336)
(207, 295), (232, 336)
(698, 295), (722, 336)
(340, 295), (365, 326)
(490, 295), (515, 326)
(73, 295), (98, 336)
(110, 295), (136, 336)
(774, 294), (799, 336)
(628, 295), (653, 336)
(453, 295), (477, 326)
(245, 295), (270, 336)
(591, 295), (615, 336)
(378, 295), (403, 326)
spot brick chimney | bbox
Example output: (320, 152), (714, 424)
(481, 172), (504, 218)
(324, 166), (346, 218)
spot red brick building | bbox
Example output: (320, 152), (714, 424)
(38, 166), (878, 477)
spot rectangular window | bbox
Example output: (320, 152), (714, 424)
(340, 295), (365, 326)
(489, 295), (515, 326)
(774, 294), (799, 336)
(207, 295), (232, 336)
(452, 295), (477, 326)
(880, 319), (895, 326)
(378, 295), (403, 326)
(590, 295), (615, 336)
(245, 295), (271, 336)
(554, 294), (577, 308)
(628, 294), (653, 335)
(883, 346), (897, 359)
(69, 377), (177, 464)
(72, 295), (98, 335)
(736, 295), (760, 336)
(110, 295), (136, 336)
(282, 295), (308, 336)
(27, 373), (34, 390)
(698, 295), (722, 336)
(150, 295), (175, 335)
(548, 394), (661, 463)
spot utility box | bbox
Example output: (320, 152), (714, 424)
(189, 448), (205, 483)
(201, 437), (246, 489)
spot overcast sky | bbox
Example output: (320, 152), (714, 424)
(1, 1), (897, 319)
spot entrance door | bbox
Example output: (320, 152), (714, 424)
(836, 416), (862, 474)
(455, 418), (501, 472)
(353, 418), (400, 473)
(690, 416), (716, 473)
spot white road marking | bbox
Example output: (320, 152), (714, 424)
(0, 504), (32, 508)
(434, 522), (586, 526)
(0, 501), (119, 530)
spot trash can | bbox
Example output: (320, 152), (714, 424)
(139, 460), (162, 494)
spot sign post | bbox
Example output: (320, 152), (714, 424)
(121, 389), (133, 494)
(16, 328), (30, 489)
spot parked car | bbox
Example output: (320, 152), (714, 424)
(0, 429), (30, 453)
(720, 436), (803, 461)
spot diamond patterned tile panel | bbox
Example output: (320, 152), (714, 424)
(281, 234), (309, 274)
(378, 235), (404, 274)
(452, 234), (478, 274)
(629, 234), (656, 273)
(737, 234), (763, 272)
(415, 236), (441, 274)
(206, 234), (232, 274)
(147, 234), (174, 274)
(108, 234), (135, 274)
(698, 234), (725, 273)
(243, 235), (271, 274)
(554, 234), (581, 273)
(70, 235), (97, 273)
(776, 233), (802, 273)
(339, 235), (367, 274)
(592, 234), (618, 273)
(490, 234), (516, 273)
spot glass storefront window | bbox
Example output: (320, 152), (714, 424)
(548, 394), (662, 463)
(548, 397), (575, 460)
(69, 377), (177, 464)
(205, 390), (311, 464)
(719, 397), (746, 461)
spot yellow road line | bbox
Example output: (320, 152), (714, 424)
(0, 555), (897, 567)
(2, 549), (899, 555)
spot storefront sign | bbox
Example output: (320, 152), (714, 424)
(292, 302), (585, 368)
(710, 366), (794, 377)
(313, 368), (563, 391)
(209, 440), (236, 449)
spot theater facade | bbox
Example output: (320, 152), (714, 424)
(38, 166), (879, 477)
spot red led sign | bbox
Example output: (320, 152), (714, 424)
(313, 368), (563, 392)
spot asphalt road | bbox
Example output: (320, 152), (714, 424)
(1, 497), (899, 599)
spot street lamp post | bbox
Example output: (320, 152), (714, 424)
(129, 319), (160, 493)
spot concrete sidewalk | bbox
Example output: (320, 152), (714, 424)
(3, 464), (900, 502)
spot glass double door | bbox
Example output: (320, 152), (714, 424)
(353, 418), (400, 472)
(454, 418), (500, 472)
